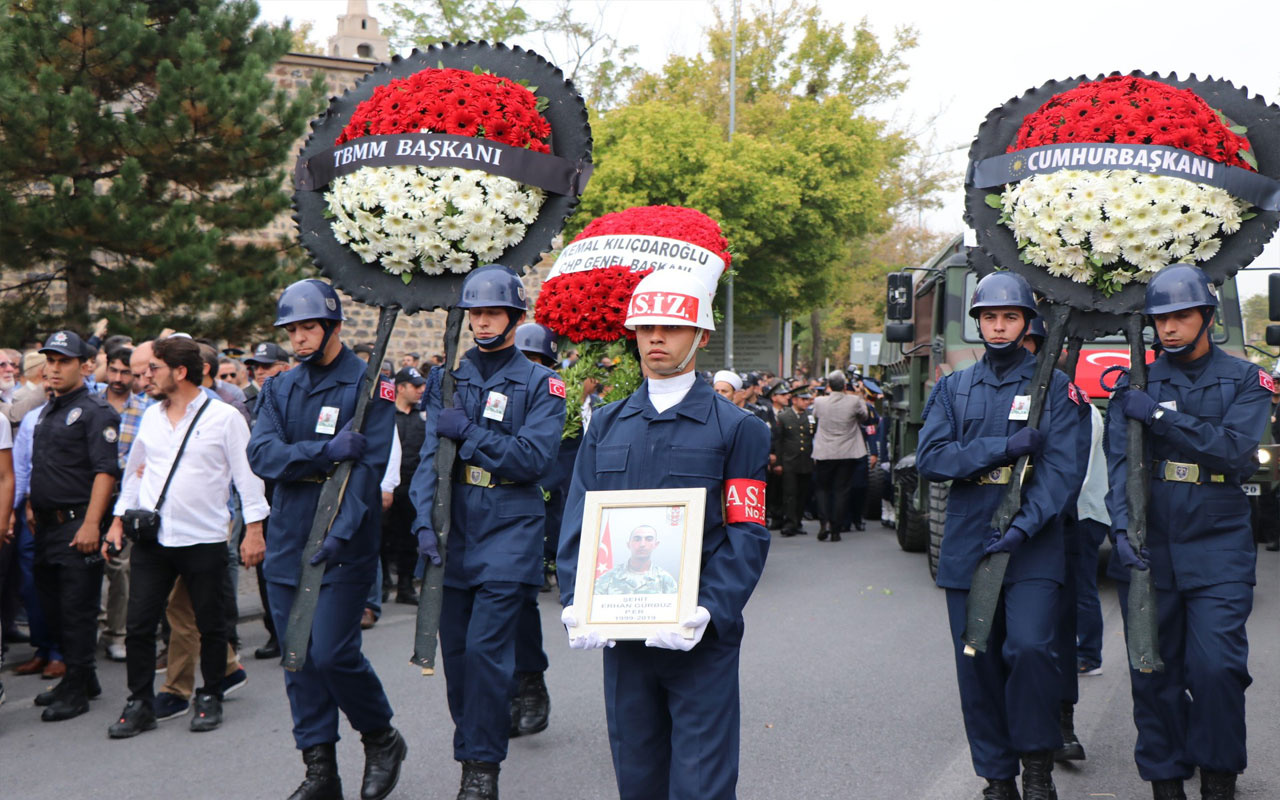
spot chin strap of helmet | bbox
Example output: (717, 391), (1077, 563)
(473, 310), (522, 350)
(1158, 307), (1214, 357)
(296, 320), (338, 364)
(652, 334), (703, 377)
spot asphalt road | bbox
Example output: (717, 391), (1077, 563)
(1, 521), (1276, 799)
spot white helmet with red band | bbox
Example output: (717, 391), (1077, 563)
(624, 270), (716, 331)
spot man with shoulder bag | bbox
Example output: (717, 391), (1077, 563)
(101, 336), (269, 738)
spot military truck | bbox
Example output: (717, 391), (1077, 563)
(878, 235), (1278, 579)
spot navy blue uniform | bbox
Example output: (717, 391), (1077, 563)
(557, 379), (771, 800)
(917, 349), (1078, 779)
(1104, 345), (1269, 781)
(247, 346), (397, 750)
(29, 386), (121, 671)
(410, 347), (565, 764)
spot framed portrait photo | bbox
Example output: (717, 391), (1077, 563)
(572, 488), (706, 642)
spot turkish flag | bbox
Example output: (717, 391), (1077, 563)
(596, 515), (612, 577)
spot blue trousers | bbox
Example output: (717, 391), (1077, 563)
(603, 633), (741, 800)
(441, 581), (532, 763)
(946, 580), (1063, 779)
(267, 581), (394, 749)
(1074, 519), (1107, 668)
(1057, 520), (1081, 706)
(1117, 579), (1252, 780)
(514, 592), (548, 675)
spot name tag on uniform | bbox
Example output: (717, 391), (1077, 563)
(483, 391), (508, 421)
(1009, 395), (1031, 421)
(1159, 400), (1177, 411)
(315, 406), (339, 435)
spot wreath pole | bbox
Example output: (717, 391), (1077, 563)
(1123, 313), (1163, 673)
(962, 303), (1071, 656)
(282, 305), (400, 672)
(411, 306), (465, 674)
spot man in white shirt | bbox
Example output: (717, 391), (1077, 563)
(101, 336), (268, 738)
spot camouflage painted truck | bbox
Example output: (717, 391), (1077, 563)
(878, 235), (1279, 579)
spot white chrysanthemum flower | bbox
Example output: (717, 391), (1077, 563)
(419, 235), (450, 260)
(438, 215), (467, 241)
(407, 172), (435, 197)
(1061, 244), (1087, 267)
(1167, 236), (1194, 259)
(1118, 224), (1145, 249)
(1021, 183), (1049, 209)
(419, 258), (447, 276)
(1193, 238), (1221, 261)
(501, 223), (527, 247)
(1196, 219), (1220, 241)
(449, 182), (484, 211)
(350, 241), (378, 263)
(1141, 225), (1170, 248)
(1023, 246), (1048, 267)
(1066, 262), (1095, 283)
(382, 215), (409, 236)
(460, 229), (491, 254)
(1128, 204), (1155, 227)
(444, 251), (473, 274)
(1094, 248), (1120, 266)
(1148, 178), (1177, 203)
(408, 217), (435, 238)
(1060, 221), (1086, 246)
(1089, 222), (1119, 254)
(1108, 269), (1134, 286)
(1074, 205), (1102, 232)
(419, 193), (447, 217)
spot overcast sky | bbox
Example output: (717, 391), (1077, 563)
(257, 0), (1280, 298)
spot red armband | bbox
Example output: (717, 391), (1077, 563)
(724, 479), (767, 525)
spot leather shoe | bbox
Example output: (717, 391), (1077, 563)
(830, 531), (842, 542)
(359, 727), (407, 800)
(254, 636), (281, 660)
(361, 608), (377, 630)
(41, 671), (90, 722)
(394, 590), (418, 606)
(982, 778), (1020, 799)
(457, 760), (499, 800)
(515, 671), (549, 736)
(14, 656), (47, 675)
(1200, 770), (1236, 800)
(1152, 778), (1186, 800)
(109, 699), (158, 739)
(42, 659), (66, 680)
(1266, 541), (1280, 551)
(36, 671), (101, 706)
(288, 743), (342, 800)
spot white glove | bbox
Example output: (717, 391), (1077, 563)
(644, 606), (711, 651)
(562, 604), (613, 650)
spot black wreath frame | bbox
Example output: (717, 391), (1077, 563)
(964, 70), (1280, 321)
(292, 42), (592, 314)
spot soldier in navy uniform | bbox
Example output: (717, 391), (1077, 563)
(27, 330), (121, 721)
(409, 266), (565, 800)
(1105, 266), (1269, 800)
(247, 280), (406, 800)
(917, 273), (1078, 800)
(557, 270), (771, 800)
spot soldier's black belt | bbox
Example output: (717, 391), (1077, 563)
(456, 463), (520, 488)
(1152, 460), (1227, 484)
(960, 465), (1034, 486)
(34, 505), (90, 527)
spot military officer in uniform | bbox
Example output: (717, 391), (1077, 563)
(558, 269), (771, 800)
(1104, 266), (1269, 800)
(773, 388), (815, 537)
(26, 330), (121, 722)
(409, 265), (565, 800)
(247, 280), (406, 800)
(917, 273), (1078, 800)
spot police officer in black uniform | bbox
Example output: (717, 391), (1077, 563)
(385, 366), (427, 603)
(27, 330), (121, 721)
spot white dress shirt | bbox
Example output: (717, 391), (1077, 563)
(115, 392), (269, 547)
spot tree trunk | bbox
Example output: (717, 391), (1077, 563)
(809, 309), (822, 378)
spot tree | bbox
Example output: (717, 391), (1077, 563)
(0, 0), (326, 343)
(288, 20), (326, 55)
(384, 0), (641, 112)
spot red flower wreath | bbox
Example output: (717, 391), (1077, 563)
(335, 67), (551, 152)
(1009, 75), (1254, 170)
(535, 205), (731, 342)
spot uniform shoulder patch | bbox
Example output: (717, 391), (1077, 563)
(1260, 369), (1275, 393)
(548, 376), (566, 398)
(1067, 383), (1081, 405)
(378, 377), (396, 402)
(1076, 384), (1090, 403)
(104, 427), (118, 443)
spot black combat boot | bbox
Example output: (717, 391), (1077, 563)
(817, 522), (830, 541)
(982, 778), (1021, 799)
(1053, 703), (1086, 761)
(359, 727), (407, 800)
(35, 669), (101, 706)
(41, 668), (90, 722)
(1199, 770), (1236, 800)
(457, 760), (499, 800)
(1019, 751), (1057, 800)
(515, 671), (549, 736)
(287, 743), (343, 800)
(1152, 778), (1187, 799)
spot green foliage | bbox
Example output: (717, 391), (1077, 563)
(382, 0), (532, 48)
(0, 0), (326, 343)
(558, 339), (641, 440)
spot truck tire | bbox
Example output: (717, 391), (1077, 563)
(927, 481), (950, 581)
(895, 468), (929, 553)
(865, 463), (889, 525)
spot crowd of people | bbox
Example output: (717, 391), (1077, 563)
(0, 261), (1269, 800)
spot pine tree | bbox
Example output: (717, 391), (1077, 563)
(0, 0), (326, 342)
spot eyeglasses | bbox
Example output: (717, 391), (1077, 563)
(0, 361), (14, 368)
(218, 371), (237, 380)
